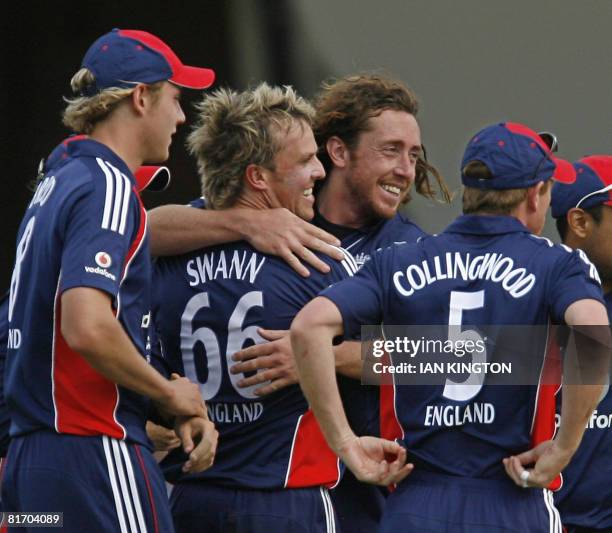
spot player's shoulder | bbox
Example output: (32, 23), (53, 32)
(525, 234), (583, 261)
(269, 245), (358, 281)
(386, 212), (427, 238)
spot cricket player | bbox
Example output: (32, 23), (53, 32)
(151, 83), (374, 532)
(153, 83), (368, 533)
(551, 155), (612, 532)
(2, 29), (218, 531)
(291, 122), (609, 532)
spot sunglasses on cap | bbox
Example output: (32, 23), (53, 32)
(537, 131), (558, 153)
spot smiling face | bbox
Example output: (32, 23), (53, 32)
(264, 119), (325, 221)
(343, 109), (422, 222)
(143, 81), (186, 162)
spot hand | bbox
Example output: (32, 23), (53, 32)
(146, 421), (181, 452)
(503, 440), (574, 489)
(174, 416), (219, 473)
(156, 373), (206, 418)
(338, 435), (413, 486)
(230, 329), (298, 396)
(243, 208), (343, 277)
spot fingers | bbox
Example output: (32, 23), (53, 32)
(231, 355), (276, 377)
(293, 246), (332, 274)
(513, 447), (539, 466)
(182, 421), (219, 473)
(503, 456), (532, 488)
(257, 329), (288, 341)
(176, 423), (195, 455)
(381, 462), (414, 486)
(254, 377), (294, 396)
(279, 250), (311, 278)
(231, 343), (273, 363)
(306, 225), (341, 247)
(237, 367), (279, 388)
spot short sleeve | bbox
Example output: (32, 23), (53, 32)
(60, 175), (139, 298)
(320, 252), (385, 340)
(549, 248), (604, 322)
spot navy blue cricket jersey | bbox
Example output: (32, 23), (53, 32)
(314, 208), (426, 269)
(322, 214), (603, 479)
(554, 292), (612, 529)
(5, 137), (153, 445)
(152, 238), (357, 489)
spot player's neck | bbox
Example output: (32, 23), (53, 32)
(234, 190), (275, 212)
(89, 119), (143, 173)
(317, 175), (374, 229)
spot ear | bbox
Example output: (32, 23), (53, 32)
(130, 84), (149, 116)
(566, 208), (590, 239)
(326, 136), (350, 169)
(244, 163), (269, 192)
(525, 181), (545, 212)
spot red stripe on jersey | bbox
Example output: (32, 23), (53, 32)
(53, 293), (125, 438)
(53, 188), (146, 438)
(122, 189), (147, 279)
(285, 410), (340, 488)
(380, 350), (403, 442)
(531, 325), (563, 491)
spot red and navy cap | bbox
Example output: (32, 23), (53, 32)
(551, 156), (612, 218)
(461, 122), (575, 190)
(80, 28), (215, 96)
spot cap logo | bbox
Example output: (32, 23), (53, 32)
(95, 252), (112, 268)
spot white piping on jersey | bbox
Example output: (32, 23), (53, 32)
(97, 158), (131, 235)
(103, 436), (148, 533)
(329, 458), (342, 490)
(333, 246), (359, 277)
(344, 236), (365, 252)
(283, 414), (303, 488)
(51, 277), (61, 433)
(529, 321), (551, 436)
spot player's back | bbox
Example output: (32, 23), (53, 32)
(153, 240), (356, 489)
(328, 214), (602, 478)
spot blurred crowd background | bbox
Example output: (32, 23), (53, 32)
(2, 0), (611, 288)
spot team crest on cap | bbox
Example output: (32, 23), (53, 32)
(95, 251), (112, 268)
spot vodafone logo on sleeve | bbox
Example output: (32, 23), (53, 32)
(95, 251), (113, 268)
(84, 251), (116, 281)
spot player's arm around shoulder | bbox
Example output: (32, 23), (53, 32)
(147, 203), (343, 277)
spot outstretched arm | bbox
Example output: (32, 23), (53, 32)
(147, 204), (343, 277)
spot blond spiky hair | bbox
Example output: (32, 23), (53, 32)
(187, 83), (315, 209)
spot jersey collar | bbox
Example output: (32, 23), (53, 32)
(444, 214), (530, 236)
(66, 137), (134, 184)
